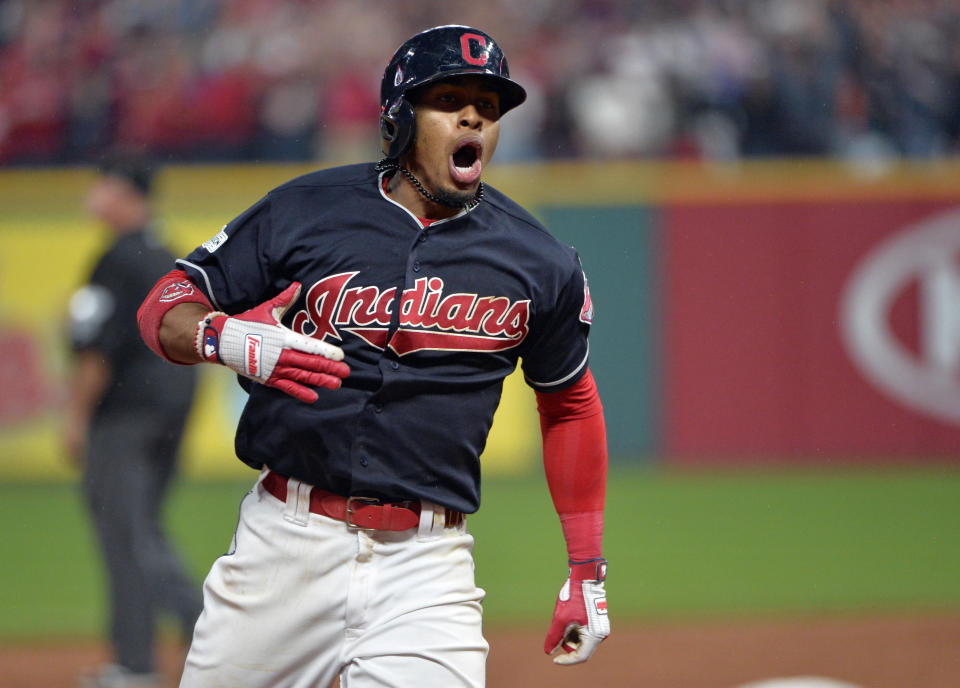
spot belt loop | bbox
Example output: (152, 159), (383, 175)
(417, 501), (454, 537)
(283, 477), (311, 527)
(417, 501), (438, 538)
(255, 466), (270, 493)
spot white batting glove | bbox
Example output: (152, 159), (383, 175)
(544, 559), (609, 665)
(195, 282), (350, 404)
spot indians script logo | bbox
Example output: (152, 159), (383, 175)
(290, 272), (530, 356)
(840, 208), (960, 425)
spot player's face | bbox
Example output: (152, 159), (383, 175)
(407, 77), (501, 204)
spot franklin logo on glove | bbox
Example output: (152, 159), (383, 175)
(246, 335), (262, 377)
(193, 282), (350, 404)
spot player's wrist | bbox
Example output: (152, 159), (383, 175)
(559, 510), (604, 562)
(568, 558), (607, 582)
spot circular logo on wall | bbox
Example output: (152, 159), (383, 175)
(840, 207), (960, 425)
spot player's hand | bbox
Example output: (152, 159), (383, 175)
(544, 558), (609, 665)
(195, 282), (350, 403)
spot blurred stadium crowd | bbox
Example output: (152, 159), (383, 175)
(1, 0), (959, 166)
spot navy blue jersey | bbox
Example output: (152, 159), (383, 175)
(178, 163), (592, 513)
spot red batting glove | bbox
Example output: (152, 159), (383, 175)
(195, 282), (350, 404)
(544, 558), (610, 665)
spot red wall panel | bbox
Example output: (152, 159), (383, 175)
(662, 200), (960, 461)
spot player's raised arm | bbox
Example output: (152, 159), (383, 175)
(537, 368), (610, 665)
(137, 269), (350, 404)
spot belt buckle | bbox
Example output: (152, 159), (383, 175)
(345, 495), (380, 530)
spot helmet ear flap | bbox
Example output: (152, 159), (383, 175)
(380, 98), (416, 159)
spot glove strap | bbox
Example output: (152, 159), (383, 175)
(569, 558), (608, 582)
(194, 311), (227, 362)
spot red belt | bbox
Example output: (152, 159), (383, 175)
(262, 470), (460, 531)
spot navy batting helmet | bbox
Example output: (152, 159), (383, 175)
(379, 25), (527, 159)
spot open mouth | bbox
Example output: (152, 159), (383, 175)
(449, 140), (483, 185)
(453, 142), (479, 168)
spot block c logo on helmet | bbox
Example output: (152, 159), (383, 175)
(460, 33), (489, 66)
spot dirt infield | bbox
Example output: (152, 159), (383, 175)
(2, 613), (958, 687)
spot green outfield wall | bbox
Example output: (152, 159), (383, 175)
(542, 206), (659, 458)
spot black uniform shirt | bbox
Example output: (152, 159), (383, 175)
(70, 228), (197, 419)
(178, 163), (592, 512)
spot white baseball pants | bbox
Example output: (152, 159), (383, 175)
(180, 471), (488, 688)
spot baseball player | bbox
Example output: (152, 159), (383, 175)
(137, 25), (609, 688)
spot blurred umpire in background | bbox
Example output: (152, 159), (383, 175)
(63, 153), (203, 688)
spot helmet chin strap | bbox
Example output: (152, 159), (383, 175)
(377, 158), (483, 209)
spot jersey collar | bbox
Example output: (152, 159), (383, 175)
(377, 168), (475, 230)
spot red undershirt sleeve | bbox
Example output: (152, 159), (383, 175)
(137, 269), (213, 363)
(535, 368), (607, 562)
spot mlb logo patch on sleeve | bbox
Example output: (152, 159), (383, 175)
(202, 227), (229, 253)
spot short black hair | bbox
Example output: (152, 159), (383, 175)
(97, 151), (155, 196)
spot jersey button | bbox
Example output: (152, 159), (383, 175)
(413, 261), (421, 272)
(360, 456), (369, 467)
(374, 403), (383, 413)
(390, 360), (400, 370)
(418, 233), (427, 242)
